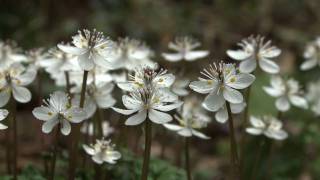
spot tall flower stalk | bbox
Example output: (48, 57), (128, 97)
(49, 124), (60, 180)
(141, 119), (152, 180)
(10, 97), (17, 180)
(184, 137), (191, 180)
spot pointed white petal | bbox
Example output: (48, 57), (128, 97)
(154, 74), (175, 88)
(300, 59), (317, 71)
(162, 53), (183, 62)
(192, 129), (210, 139)
(0, 109), (9, 121)
(112, 107), (137, 115)
(125, 110), (147, 126)
(227, 74), (255, 89)
(259, 58), (280, 74)
(163, 123), (183, 131)
(184, 50), (209, 61)
(215, 107), (228, 123)
(153, 101), (183, 112)
(42, 119), (59, 134)
(12, 85), (31, 103)
(223, 86), (243, 104)
(32, 107), (57, 121)
(60, 120), (71, 135)
(148, 109), (172, 124)
(177, 128), (192, 137)
(249, 116), (265, 128)
(227, 50), (251, 60)
(83, 144), (95, 155)
(289, 95), (308, 109)
(122, 95), (142, 110)
(202, 93), (225, 112)
(66, 107), (87, 123)
(189, 80), (217, 94)
(0, 123), (8, 130)
(239, 58), (257, 73)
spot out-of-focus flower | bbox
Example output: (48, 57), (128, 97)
(0, 40), (27, 70)
(227, 35), (281, 74)
(25, 48), (48, 70)
(246, 116), (288, 140)
(171, 78), (190, 96)
(162, 36), (209, 62)
(0, 63), (37, 107)
(81, 121), (114, 137)
(263, 76), (308, 112)
(83, 139), (121, 164)
(164, 96), (210, 139)
(58, 29), (114, 71)
(0, 109), (8, 130)
(112, 87), (183, 125)
(300, 37), (320, 71)
(306, 80), (320, 116)
(108, 37), (155, 71)
(32, 91), (87, 135)
(189, 62), (255, 113)
(215, 102), (246, 123)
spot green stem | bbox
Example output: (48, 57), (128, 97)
(10, 97), (18, 180)
(96, 109), (103, 138)
(185, 137), (192, 180)
(49, 124), (60, 180)
(226, 102), (240, 179)
(69, 70), (88, 180)
(64, 71), (72, 103)
(141, 120), (152, 180)
(250, 138), (265, 180)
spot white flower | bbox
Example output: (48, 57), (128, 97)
(117, 66), (175, 92)
(58, 29), (114, 71)
(0, 63), (37, 107)
(107, 37), (155, 70)
(227, 35), (281, 74)
(164, 96), (210, 139)
(171, 78), (190, 96)
(32, 91), (87, 135)
(81, 121), (114, 137)
(215, 102), (246, 123)
(83, 139), (121, 164)
(189, 62), (255, 113)
(263, 76), (308, 112)
(300, 37), (320, 71)
(0, 109), (9, 130)
(162, 36), (209, 62)
(246, 116), (288, 140)
(0, 40), (27, 70)
(306, 80), (320, 116)
(112, 87), (183, 126)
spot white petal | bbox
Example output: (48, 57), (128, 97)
(50, 91), (69, 111)
(263, 87), (282, 97)
(227, 50), (251, 60)
(78, 52), (94, 71)
(153, 101), (183, 112)
(0, 89), (10, 107)
(162, 53), (183, 62)
(57, 44), (87, 55)
(259, 58), (280, 74)
(66, 107), (87, 123)
(260, 48), (281, 58)
(289, 95), (308, 109)
(300, 59), (317, 71)
(96, 95), (116, 109)
(246, 128), (263, 135)
(239, 58), (257, 73)
(223, 86), (243, 104)
(215, 108), (228, 123)
(192, 129), (210, 139)
(125, 110), (147, 126)
(202, 93), (225, 112)
(177, 128), (192, 137)
(148, 109), (172, 124)
(189, 80), (217, 94)
(32, 107), (57, 121)
(0, 109), (9, 121)
(16, 67), (37, 86)
(230, 102), (246, 114)
(112, 107), (137, 115)
(92, 154), (104, 164)
(184, 50), (209, 61)
(0, 123), (8, 130)
(83, 145), (95, 155)
(269, 130), (288, 140)
(227, 74), (255, 89)
(42, 119), (59, 134)
(275, 97), (290, 112)
(117, 82), (135, 91)
(12, 85), (31, 103)
(122, 95), (142, 110)
(163, 123), (183, 131)
(154, 74), (175, 88)
(249, 116), (265, 128)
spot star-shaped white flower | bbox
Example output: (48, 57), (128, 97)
(112, 87), (183, 126)
(0, 109), (9, 130)
(227, 35), (281, 74)
(162, 36), (209, 62)
(0, 63), (37, 107)
(32, 91), (87, 135)
(263, 76), (308, 112)
(189, 62), (255, 113)
(58, 29), (114, 71)
(164, 96), (210, 139)
(246, 116), (288, 140)
(300, 37), (320, 71)
(83, 139), (121, 164)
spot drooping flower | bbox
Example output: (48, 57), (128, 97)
(83, 139), (121, 164)
(81, 121), (114, 137)
(58, 29), (114, 71)
(107, 37), (155, 70)
(112, 87), (183, 126)
(0, 109), (9, 130)
(227, 35), (281, 74)
(0, 63), (37, 107)
(0, 40), (27, 70)
(263, 76), (308, 112)
(300, 37), (320, 71)
(164, 96), (210, 139)
(246, 116), (288, 140)
(215, 102), (246, 123)
(32, 91), (87, 135)
(162, 36), (209, 62)
(189, 62), (255, 113)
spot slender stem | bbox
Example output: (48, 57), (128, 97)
(64, 71), (72, 102)
(185, 137), (192, 180)
(49, 124), (60, 180)
(250, 138), (265, 180)
(5, 124), (12, 174)
(69, 70), (88, 180)
(226, 102), (240, 179)
(141, 120), (152, 180)
(10, 97), (17, 180)
(96, 109), (103, 138)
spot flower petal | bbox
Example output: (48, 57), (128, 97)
(189, 80), (217, 94)
(223, 86), (243, 104)
(162, 53), (183, 62)
(148, 109), (172, 124)
(289, 95), (308, 109)
(32, 107), (57, 121)
(58, 44), (87, 55)
(122, 95), (142, 110)
(12, 85), (31, 103)
(275, 97), (290, 112)
(259, 58), (280, 74)
(125, 110), (147, 126)
(83, 144), (95, 155)
(0, 123), (8, 130)
(239, 58), (257, 73)
(184, 50), (209, 61)
(0, 88), (10, 108)
(153, 74), (175, 88)
(153, 101), (183, 112)
(60, 120), (71, 135)
(112, 107), (137, 115)
(42, 119), (59, 134)
(78, 52), (94, 71)
(226, 74), (255, 89)
(177, 128), (192, 137)
(66, 107), (87, 123)
(0, 109), (9, 121)
(227, 50), (251, 61)
(249, 116), (265, 128)
(246, 128), (263, 135)
(300, 59), (317, 71)
(202, 93), (225, 112)
(215, 107), (228, 123)
(263, 86), (282, 97)
(192, 129), (210, 139)
(163, 123), (183, 131)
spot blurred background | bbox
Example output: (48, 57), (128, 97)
(1, 0), (320, 179)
